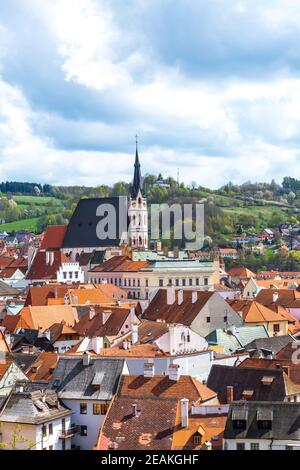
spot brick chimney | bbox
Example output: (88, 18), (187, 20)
(226, 385), (234, 403)
(180, 398), (189, 428)
(192, 291), (198, 304)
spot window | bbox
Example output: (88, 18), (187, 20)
(75, 271), (79, 279)
(175, 279), (179, 287)
(159, 279), (164, 287)
(193, 434), (202, 445)
(273, 324), (280, 333)
(49, 446), (53, 451)
(93, 404), (101, 415)
(145, 279), (149, 287)
(80, 426), (88, 437)
(224, 316), (228, 323)
(204, 277), (209, 286)
(63, 272), (67, 280)
(196, 278), (199, 286)
(101, 404), (108, 415)
(251, 443), (259, 450)
(258, 420), (272, 430)
(206, 317), (211, 323)
(42, 425), (47, 438)
(236, 443), (245, 450)
(182, 279), (186, 287)
(233, 420), (247, 430)
(80, 403), (87, 415)
(189, 279), (193, 286)
(49, 423), (53, 435)
(187, 334), (191, 343)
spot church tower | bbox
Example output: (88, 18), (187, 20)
(128, 138), (148, 250)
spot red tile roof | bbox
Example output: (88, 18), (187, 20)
(24, 284), (74, 307)
(26, 251), (69, 280)
(91, 255), (149, 273)
(40, 225), (67, 250)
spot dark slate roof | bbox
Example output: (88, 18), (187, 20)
(131, 146), (143, 198)
(6, 352), (40, 372)
(224, 401), (300, 440)
(0, 385), (72, 424)
(50, 356), (125, 400)
(62, 197), (128, 249)
(244, 335), (295, 358)
(207, 365), (292, 404)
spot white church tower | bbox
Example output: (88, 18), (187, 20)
(128, 137), (148, 250)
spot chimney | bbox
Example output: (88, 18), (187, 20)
(226, 385), (234, 403)
(89, 307), (96, 321)
(178, 290), (184, 305)
(50, 251), (54, 266)
(173, 246), (179, 258)
(163, 245), (169, 257)
(132, 323), (139, 345)
(45, 251), (50, 265)
(132, 404), (138, 417)
(192, 291), (198, 304)
(72, 294), (78, 305)
(102, 310), (112, 325)
(144, 362), (154, 378)
(83, 352), (91, 367)
(272, 291), (279, 303)
(167, 284), (176, 305)
(44, 330), (51, 342)
(180, 398), (189, 428)
(168, 363), (180, 381)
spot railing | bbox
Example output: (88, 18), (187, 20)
(59, 425), (78, 439)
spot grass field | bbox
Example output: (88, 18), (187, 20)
(13, 196), (62, 206)
(0, 217), (41, 232)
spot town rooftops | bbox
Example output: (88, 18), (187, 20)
(118, 375), (217, 404)
(207, 364), (300, 403)
(256, 289), (300, 307)
(142, 289), (215, 325)
(24, 284), (74, 307)
(91, 255), (149, 273)
(227, 267), (256, 278)
(26, 251), (69, 280)
(244, 335), (295, 358)
(50, 356), (125, 400)
(228, 300), (287, 323)
(224, 401), (300, 441)
(0, 280), (21, 297)
(15, 305), (79, 333)
(238, 357), (300, 385)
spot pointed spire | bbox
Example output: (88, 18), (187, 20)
(132, 135), (142, 198)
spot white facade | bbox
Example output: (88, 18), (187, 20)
(224, 438), (300, 451)
(89, 259), (219, 300)
(57, 262), (84, 284)
(155, 324), (208, 356)
(0, 416), (72, 451)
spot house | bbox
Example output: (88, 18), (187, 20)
(57, 262), (85, 284)
(43, 323), (81, 353)
(26, 251), (70, 284)
(227, 267), (256, 287)
(72, 306), (139, 352)
(238, 357), (300, 386)
(26, 352), (59, 382)
(228, 299), (289, 336)
(206, 325), (269, 355)
(11, 305), (79, 333)
(224, 402), (300, 450)
(24, 284), (75, 307)
(217, 248), (238, 260)
(50, 356), (127, 450)
(207, 364), (300, 404)
(0, 358), (28, 399)
(256, 289), (300, 320)
(7, 328), (53, 354)
(243, 335), (295, 358)
(0, 381), (72, 450)
(97, 371), (220, 451)
(243, 278), (300, 299)
(142, 288), (243, 338)
(89, 255), (220, 301)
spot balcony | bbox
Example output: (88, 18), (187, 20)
(59, 425), (78, 439)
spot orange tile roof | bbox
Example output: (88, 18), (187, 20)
(26, 251), (69, 280)
(40, 225), (67, 250)
(119, 375), (217, 404)
(18, 305), (79, 332)
(91, 255), (149, 273)
(67, 288), (117, 305)
(228, 267), (256, 278)
(24, 284), (76, 307)
(228, 299), (288, 323)
(27, 352), (59, 381)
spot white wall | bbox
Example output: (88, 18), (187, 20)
(155, 324), (208, 356)
(224, 439), (300, 451)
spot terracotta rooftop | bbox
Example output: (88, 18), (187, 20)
(26, 251), (69, 280)
(227, 267), (256, 278)
(27, 352), (59, 382)
(227, 299), (287, 323)
(40, 225), (67, 251)
(91, 255), (149, 273)
(24, 284), (74, 307)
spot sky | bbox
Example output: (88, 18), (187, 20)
(1, 0), (300, 188)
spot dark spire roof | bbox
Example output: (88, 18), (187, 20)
(131, 137), (143, 198)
